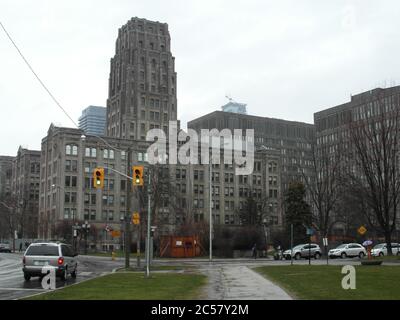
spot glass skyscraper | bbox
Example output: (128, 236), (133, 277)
(78, 106), (107, 136)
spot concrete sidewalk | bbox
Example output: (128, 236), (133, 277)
(200, 265), (292, 300)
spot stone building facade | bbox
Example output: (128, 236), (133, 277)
(106, 17), (178, 140)
(10, 147), (41, 238)
(181, 148), (283, 231)
(0, 155), (13, 198)
(39, 125), (151, 246)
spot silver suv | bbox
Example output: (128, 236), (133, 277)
(22, 242), (78, 281)
(328, 243), (366, 259)
(283, 243), (322, 260)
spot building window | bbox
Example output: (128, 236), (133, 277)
(66, 144), (78, 156)
(64, 208), (70, 219)
(90, 210), (96, 221)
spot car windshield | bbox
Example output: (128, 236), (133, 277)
(336, 244), (347, 249)
(373, 244), (385, 249)
(26, 245), (59, 256)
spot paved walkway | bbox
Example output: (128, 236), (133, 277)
(199, 264), (292, 300)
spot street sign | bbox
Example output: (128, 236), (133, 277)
(323, 237), (328, 246)
(358, 226), (367, 235)
(306, 228), (314, 236)
(111, 230), (121, 238)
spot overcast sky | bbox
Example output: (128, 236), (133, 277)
(1, 0), (400, 156)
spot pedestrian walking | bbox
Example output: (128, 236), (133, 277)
(252, 243), (257, 259)
(19, 242), (23, 252)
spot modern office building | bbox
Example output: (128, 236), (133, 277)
(188, 111), (315, 192)
(314, 86), (400, 235)
(106, 17), (178, 140)
(78, 106), (107, 136)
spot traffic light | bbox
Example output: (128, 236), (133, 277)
(132, 166), (144, 186)
(93, 167), (104, 189)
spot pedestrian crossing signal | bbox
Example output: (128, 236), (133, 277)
(132, 166), (144, 186)
(93, 168), (104, 189)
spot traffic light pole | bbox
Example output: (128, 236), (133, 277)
(125, 148), (132, 269)
(145, 168), (151, 278)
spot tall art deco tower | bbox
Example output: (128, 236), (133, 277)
(106, 18), (178, 140)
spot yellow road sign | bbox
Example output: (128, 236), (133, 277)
(132, 218), (140, 225)
(358, 226), (367, 235)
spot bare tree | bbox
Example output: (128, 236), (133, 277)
(134, 164), (179, 237)
(347, 92), (400, 255)
(302, 136), (344, 239)
(0, 195), (22, 241)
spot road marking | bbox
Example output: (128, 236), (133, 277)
(79, 271), (93, 276)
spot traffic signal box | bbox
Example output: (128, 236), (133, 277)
(132, 166), (144, 186)
(93, 167), (104, 189)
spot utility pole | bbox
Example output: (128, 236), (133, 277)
(290, 224), (293, 266)
(209, 161), (212, 262)
(136, 221), (141, 268)
(145, 167), (151, 278)
(125, 148), (131, 269)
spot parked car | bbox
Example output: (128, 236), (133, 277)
(328, 243), (366, 259)
(0, 243), (12, 253)
(371, 243), (400, 256)
(22, 242), (78, 281)
(283, 244), (322, 260)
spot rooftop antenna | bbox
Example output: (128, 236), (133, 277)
(225, 94), (235, 103)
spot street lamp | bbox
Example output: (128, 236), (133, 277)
(82, 221), (91, 255)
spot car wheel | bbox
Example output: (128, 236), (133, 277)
(295, 253), (301, 260)
(341, 252), (347, 259)
(314, 252), (321, 259)
(359, 252), (365, 259)
(24, 273), (31, 281)
(379, 252), (384, 257)
(71, 267), (77, 279)
(60, 268), (67, 281)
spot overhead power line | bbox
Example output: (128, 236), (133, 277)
(0, 21), (79, 128)
(0, 21), (125, 152)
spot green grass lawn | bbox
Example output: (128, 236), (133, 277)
(255, 265), (400, 300)
(26, 272), (207, 300)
